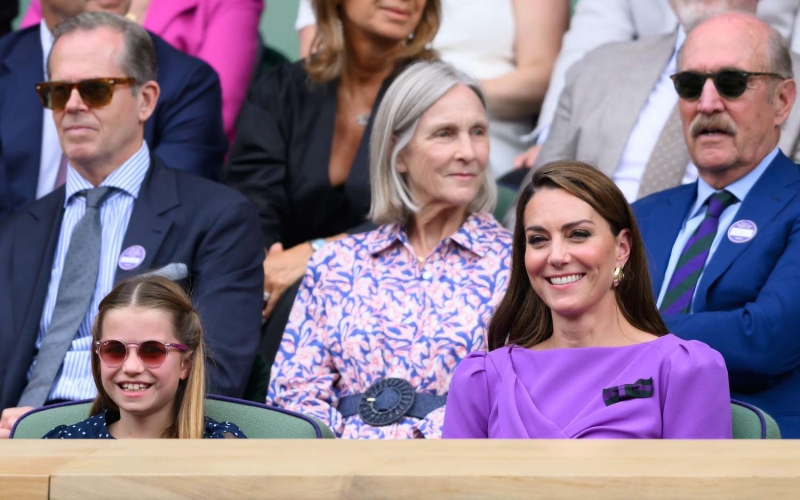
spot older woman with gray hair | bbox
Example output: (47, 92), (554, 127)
(267, 61), (512, 439)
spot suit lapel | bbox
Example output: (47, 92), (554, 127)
(11, 191), (66, 364)
(694, 153), (800, 311)
(0, 27), (45, 210)
(597, 32), (678, 177)
(640, 185), (695, 294)
(114, 157), (178, 282)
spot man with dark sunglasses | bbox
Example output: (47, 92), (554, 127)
(509, 0), (800, 214)
(0, 12), (263, 437)
(0, 0), (228, 221)
(633, 13), (800, 438)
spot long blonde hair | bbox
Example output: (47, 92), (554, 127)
(305, 0), (441, 83)
(90, 276), (206, 439)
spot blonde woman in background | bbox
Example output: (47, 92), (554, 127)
(224, 0), (441, 381)
(297, 0), (569, 177)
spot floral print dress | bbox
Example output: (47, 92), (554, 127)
(268, 212), (512, 438)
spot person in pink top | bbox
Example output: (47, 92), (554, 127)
(443, 161), (733, 439)
(22, 0), (263, 146)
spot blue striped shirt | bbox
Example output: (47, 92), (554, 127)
(31, 143), (150, 402)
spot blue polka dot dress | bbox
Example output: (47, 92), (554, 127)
(42, 410), (247, 439)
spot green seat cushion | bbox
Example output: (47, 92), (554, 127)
(12, 396), (334, 439)
(731, 400), (781, 439)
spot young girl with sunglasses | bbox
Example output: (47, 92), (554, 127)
(43, 275), (245, 439)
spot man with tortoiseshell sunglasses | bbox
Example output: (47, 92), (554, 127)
(0, 12), (263, 438)
(0, 0), (227, 221)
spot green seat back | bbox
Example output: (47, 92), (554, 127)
(494, 184), (517, 223)
(11, 401), (92, 439)
(731, 400), (781, 439)
(204, 395), (334, 438)
(11, 396), (334, 439)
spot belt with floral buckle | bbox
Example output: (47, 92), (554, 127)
(337, 378), (447, 427)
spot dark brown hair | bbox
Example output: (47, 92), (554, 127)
(305, 0), (440, 83)
(487, 161), (669, 351)
(90, 275), (206, 438)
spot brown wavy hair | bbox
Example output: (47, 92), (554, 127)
(90, 275), (206, 439)
(487, 161), (669, 351)
(305, 0), (440, 82)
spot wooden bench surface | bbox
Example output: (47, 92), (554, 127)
(2, 440), (800, 499)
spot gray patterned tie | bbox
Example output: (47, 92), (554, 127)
(637, 104), (691, 199)
(18, 187), (114, 407)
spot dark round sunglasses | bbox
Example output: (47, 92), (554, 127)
(670, 70), (786, 100)
(35, 77), (137, 110)
(95, 340), (189, 369)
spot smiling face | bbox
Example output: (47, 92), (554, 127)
(340, 0), (426, 44)
(523, 188), (631, 320)
(677, 14), (796, 188)
(396, 84), (489, 213)
(98, 306), (191, 423)
(48, 26), (156, 175)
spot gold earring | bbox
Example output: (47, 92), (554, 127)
(612, 266), (624, 288)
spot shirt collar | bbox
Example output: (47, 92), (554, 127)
(39, 20), (54, 79)
(364, 212), (495, 258)
(64, 142), (151, 207)
(688, 146), (778, 218)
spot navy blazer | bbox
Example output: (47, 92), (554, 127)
(0, 155), (264, 411)
(633, 151), (800, 438)
(0, 25), (227, 220)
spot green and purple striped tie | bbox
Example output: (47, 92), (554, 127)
(660, 190), (737, 315)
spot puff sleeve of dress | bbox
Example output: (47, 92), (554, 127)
(442, 351), (492, 438)
(660, 340), (732, 438)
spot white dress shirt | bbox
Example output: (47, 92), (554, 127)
(612, 27), (697, 202)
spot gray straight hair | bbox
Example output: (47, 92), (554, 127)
(49, 11), (157, 87)
(368, 61), (497, 225)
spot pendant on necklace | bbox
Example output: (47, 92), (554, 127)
(355, 112), (370, 127)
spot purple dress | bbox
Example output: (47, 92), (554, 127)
(442, 334), (732, 438)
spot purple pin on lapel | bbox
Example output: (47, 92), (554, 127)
(727, 220), (757, 244)
(118, 245), (146, 270)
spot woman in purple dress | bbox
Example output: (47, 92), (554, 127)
(443, 161), (732, 439)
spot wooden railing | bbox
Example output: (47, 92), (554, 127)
(2, 440), (800, 499)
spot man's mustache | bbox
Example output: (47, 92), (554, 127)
(690, 115), (737, 138)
